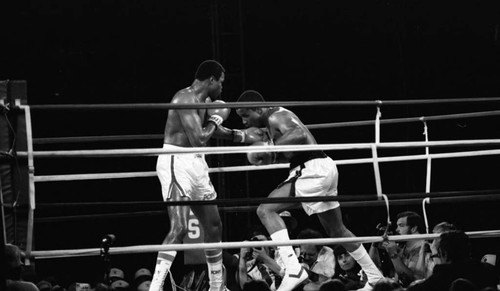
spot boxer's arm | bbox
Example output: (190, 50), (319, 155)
(267, 112), (307, 163)
(212, 125), (234, 140)
(214, 126), (268, 143)
(177, 96), (217, 147)
(269, 113), (308, 146)
(237, 248), (251, 290)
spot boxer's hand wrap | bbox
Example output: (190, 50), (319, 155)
(208, 115), (224, 127)
(232, 129), (246, 143)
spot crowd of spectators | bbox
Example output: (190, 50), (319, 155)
(232, 211), (499, 291)
(4, 243), (153, 291)
(4, 211), (500, 291)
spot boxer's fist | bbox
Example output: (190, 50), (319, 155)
(233, 127), (268, 143)
(245, 127), (268, 143)
(207, 100), (230, 126)
(247, 141), (276, 165)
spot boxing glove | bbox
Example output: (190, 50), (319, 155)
(233, 127), (268, 143)
(247, 141), (276, 165)
(207, 100), (230, 127)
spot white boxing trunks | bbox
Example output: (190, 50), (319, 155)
(284, 155), (340, 216)
(156, 144), (217, 201)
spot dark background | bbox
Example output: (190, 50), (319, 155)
(2, 0), (500, 287)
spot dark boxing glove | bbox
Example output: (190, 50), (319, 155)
(233, 127), (268, 144)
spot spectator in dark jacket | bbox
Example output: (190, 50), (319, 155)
(407, 230), (498, 291)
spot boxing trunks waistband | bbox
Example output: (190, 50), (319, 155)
(163, 144), (204, 159)
(289, 150), (328, 169)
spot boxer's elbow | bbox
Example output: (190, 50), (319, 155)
(187, 129), (214, 147)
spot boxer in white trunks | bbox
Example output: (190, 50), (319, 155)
(150, 60), (230, 291)
(235, 90), (384, 291)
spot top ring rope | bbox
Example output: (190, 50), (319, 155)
(21, 97), (500, 111)
(29, 230), (500, 258)
(16, 139), (500, 158)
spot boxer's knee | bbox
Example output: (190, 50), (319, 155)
(256, 204), (275, 221)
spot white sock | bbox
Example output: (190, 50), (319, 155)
(150, 251), (177, 291)
(349, 245), (383, 284)
(271, 229), (301, 273)
(205, 248), (224, 289)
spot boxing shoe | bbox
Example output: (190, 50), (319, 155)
(277, 267), (308, 291)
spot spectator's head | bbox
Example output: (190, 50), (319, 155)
(319, 279), (346, 291)
(136, 281), (150, 291)
(111, 279), (130, 291)
(297, 228), (324, 266)
(449, 278), (476, 291)
(334, 246), (360, 273)
(37, 280), (53, 291)
(248, 233), (271, 259)
(372, 278), (403, 291)
(134, 268), (152, 291)
(395, 211), (424, 235)
(109, 268), (125, 282)
(431, 222), (457, 252)
(433, 222), (457, 234)
(438, 230), (471, 263)
(4, 243), (23, 280)
(242, 280), (271, 291)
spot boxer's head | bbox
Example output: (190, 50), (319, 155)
(195, 60), (225, 100)
(236, 90), (265, 128)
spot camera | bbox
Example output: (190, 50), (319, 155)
(245, 236), (263, 260)
(375, 223), (393, 236)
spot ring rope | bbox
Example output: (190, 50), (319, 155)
(34, 193), (500, 223)
(29, 230), (500, 259)
(21, 97), (500, 111)
(34, 189), (500, 208)
(30, 110), (500, 145)
(33, 148), (500, 182)
(17, 139), (500, 158)
(307, 109), (500, 129)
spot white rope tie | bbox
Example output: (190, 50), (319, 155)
(422, 197), (431, 234)
(375, 101), (382, 144)
(421, 118), (432, 193)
